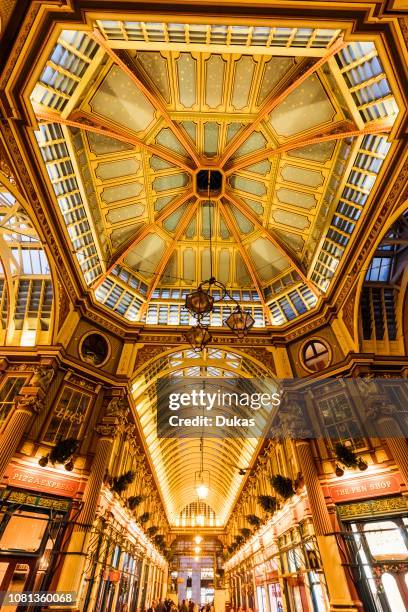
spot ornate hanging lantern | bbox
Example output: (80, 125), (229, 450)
(184, 285), (214, 318)
(225, 305), (255, 338)
(184, 323), (212, 352)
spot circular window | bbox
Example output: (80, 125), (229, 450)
(79, 332), (110, 366)
(301, 340), (331, 372)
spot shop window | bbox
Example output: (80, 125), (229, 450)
(381, 573), (406, 612)
(0, 510), (48, 552)
(301, 340), (331, 372)
(256, 585), (267, 612)
(364, 521), (408, 561)
(43, 384), (92, 443)
(0, 377), (26, 426)
(267, 583), (283, 612)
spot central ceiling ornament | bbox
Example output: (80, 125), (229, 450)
(184, 170), (255, 351)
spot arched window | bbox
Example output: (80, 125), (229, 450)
(0, 176), (54, 346)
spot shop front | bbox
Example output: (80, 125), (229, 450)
(276, 523), (328, 612)
(338, 496), (408, 612)
(0, 487), (73, 611)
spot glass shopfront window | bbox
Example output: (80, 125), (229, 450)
(0, 492), (69, 607)
(0, 510), (48, 552)
(267, 582), (283, 612)
(278, 525), (329, 612)
(346, 515), (408, 612)
(256, 585), (267, 612)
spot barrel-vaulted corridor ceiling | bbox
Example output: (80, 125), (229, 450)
(29, 19), (400, 331)
(25, 15), (403, 526)
(131, 347), (277, 526)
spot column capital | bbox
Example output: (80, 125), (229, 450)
(15, 394), (44, 416)
(95, 422), (117, 440)
(29, 364), (56, 392)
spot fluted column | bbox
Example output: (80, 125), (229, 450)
(296, 440), (362, 611)
(381, 419), (408, 484)
(77, 427), (114, 528)
(0, 364), (54, 480)
(296, 440), (332, 536)
(370, 402), (408, 485)
(53, 392), (129, 611)
(53, 424), (116, 606)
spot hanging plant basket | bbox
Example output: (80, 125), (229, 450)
(111, 471), (136, 494)
(49, 438), (79, 466)
(147, 526), (159, 537)
(139, 512), (150, 523)
(240, 528), (251, 539)
(154, 534), (165, 550)
(271, 475), (295, 500)
(246, 514), (261, 527)
(257, 495), (278, 513)
(334, 443), (358, 468)
(127, 495), (143, 510)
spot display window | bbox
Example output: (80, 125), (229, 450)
(0, 491), (70, 610)
(345, 515), (408, 612)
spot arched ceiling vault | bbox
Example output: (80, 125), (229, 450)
(130, 347), (275, 525)
(0, 174), (55, 347)
(25, 18), (402, 331)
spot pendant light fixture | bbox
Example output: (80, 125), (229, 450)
(184, 170), (255, 350)
(195, 437), (210, 499)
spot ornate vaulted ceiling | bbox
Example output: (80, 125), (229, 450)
(20, 14), (404, 526)
(29, 20), (400, 330)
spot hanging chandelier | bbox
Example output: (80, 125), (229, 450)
(184, 170), (255, 351)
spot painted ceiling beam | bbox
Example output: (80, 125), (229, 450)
(219, 36), (346, 166)
(225, 121), (393, 175)
(223, 189), (321, 297)
(218, 200), (273, 325)
(141, 200), (199, 310)
(91, 189), (195, 290)
(91, 28), (201, 167)
(35, 109), (194, 173)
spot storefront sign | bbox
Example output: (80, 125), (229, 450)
(5, 464), (83, 497)
(328, 473), (401, 502)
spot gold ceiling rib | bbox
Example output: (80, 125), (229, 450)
(140, 200), (199, 313)
(218, 200), (273, 325)
(90, 28), (202, 168)
(219, 36), (346, 166)
(34, 110), (194, 173)
(225, 121), (393, 175)
(223, 190), (320, 297)
(92, 188), (195, 289)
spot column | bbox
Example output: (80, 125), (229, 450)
(371, 400), (408, 485)
(296, 440), (362, 611)
(53, 423), (116, 610)
(53, 392), (129, 611)
(161, 564), (168, 600)
(0, 365), (54, 479)
(137, 557), (147, 610)
(381, 417), (408, 483)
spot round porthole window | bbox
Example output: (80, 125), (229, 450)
(79, 332), (110, 366)
(301, 339), (331, 372)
